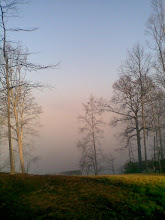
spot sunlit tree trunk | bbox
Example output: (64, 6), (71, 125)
(10, 89), (25, 173)
(1, 5), (15, 174)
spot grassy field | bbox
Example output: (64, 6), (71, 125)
(0, 173), (165, 219)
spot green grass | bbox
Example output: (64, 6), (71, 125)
(0, 173), (165, 219)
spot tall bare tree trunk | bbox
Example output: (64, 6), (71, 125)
(7, 84), (15, 174)
(158, 115), (163, 160)
(1, 6), (15, 174)
(139, 72), (148, 172)
(154, 136), (156, 173)
(92, 113), (98, 175)
(135, 117), (142, 172)
(10, 89), (25, 173)
(92, 136), (98, 175)
(150, 98), (162, 172)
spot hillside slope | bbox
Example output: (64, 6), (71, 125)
(0, 173), (165, 219)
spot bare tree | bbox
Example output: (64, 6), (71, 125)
(146, 0), (165, 86)
(22, 144), (40, 173)
(100, 44), (153, 172)
(0, 1), (57, 173)
(77, 95), (105, 175)
(0, 2), (16, 173)
(99, 74), (143, 172)
(104, 154), (116, 175)
(120, 45), (153, 172)
(0, 44), (43, 174)
(125, 45), (153, 172)
(12, 85), (42, 174)
(146, 85), (165, 171)
(0, 76), (43, 174)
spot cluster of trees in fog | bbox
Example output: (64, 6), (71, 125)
(77, 0), (165, 175)
(0, 0), (55, 174)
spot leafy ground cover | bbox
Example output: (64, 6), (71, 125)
(0, 173), (165, 219)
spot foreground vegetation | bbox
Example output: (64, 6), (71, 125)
(0, 173), (165, 219)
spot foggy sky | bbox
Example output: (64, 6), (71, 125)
(3, 0), (152, 174)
